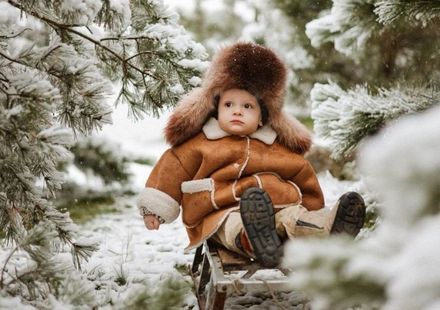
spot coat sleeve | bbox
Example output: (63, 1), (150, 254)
(136, 149), (191, 223)
(291, 161), (324, 211)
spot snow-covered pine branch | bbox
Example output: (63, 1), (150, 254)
(310, 82), (438, 159)
(0, 0), (207, 306)
(284, 105), (440, 310)
(305, 0), (380, 58)
(374, 0), (440, 26)
(306, 0), (440, 58)
(6, 0), (208, 118)
(292, 1), (440, 308)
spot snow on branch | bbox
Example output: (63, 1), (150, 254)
(6, 0), (208, 118)
(0, 0), (207, 306)
(306, 0), (440, 57)
(284, 106), (440, 310)
(306, 0), (379, 57)
(375, 0), (440, 26)
(310, 82), (438, 159)
(359, 105), (440, 225)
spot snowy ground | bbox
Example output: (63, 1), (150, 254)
(80, 195), (198, 308)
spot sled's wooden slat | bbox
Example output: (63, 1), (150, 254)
(216, 247), (251, 267)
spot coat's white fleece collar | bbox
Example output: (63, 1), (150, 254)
(202, 117), (277, 145)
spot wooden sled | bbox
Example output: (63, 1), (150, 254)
(190, 240), (292, 310)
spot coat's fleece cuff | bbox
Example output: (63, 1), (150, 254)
(136, 187), (180, 223)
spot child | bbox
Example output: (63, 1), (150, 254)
(137, 42), (366, 267)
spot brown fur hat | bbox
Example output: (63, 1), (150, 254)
(165, 42), (312, 154)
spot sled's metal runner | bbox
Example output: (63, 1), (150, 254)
(190, 240), (292, 310)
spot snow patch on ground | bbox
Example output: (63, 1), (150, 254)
(80, 196), (197, 308)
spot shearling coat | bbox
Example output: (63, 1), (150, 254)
(137, 118), (324, 250)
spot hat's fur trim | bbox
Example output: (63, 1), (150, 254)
(271, 113), (311, 154)
(164, 87), (212, 146)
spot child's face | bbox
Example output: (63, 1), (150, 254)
(218, 88), (262, 136)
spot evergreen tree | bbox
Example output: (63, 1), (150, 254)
(0, 0), (206, 306)
(282, 1), (440, 309)
(305, 0), (440, 157)
(274, 0), (440, 111)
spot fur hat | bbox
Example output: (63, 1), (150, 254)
(165, 42), (312, 154)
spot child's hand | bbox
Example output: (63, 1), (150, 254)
(143, 215), (160, 230)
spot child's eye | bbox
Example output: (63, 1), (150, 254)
(225, 102), (232, 107)
(244, 103), (252, 109)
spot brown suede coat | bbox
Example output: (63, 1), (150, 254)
(140, 119), (324, 250)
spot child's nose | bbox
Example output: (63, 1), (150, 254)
(233, 107), (243, 115)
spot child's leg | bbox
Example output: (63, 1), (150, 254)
(275, 192), (366, 239)
(211, 211), (250, 257)
(274, 205), (335, 240)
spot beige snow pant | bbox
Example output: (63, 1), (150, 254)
(212, 204), (338, 257)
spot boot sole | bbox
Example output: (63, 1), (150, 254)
(331, 192), (366, 236)
(240, 187), (282, 268)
